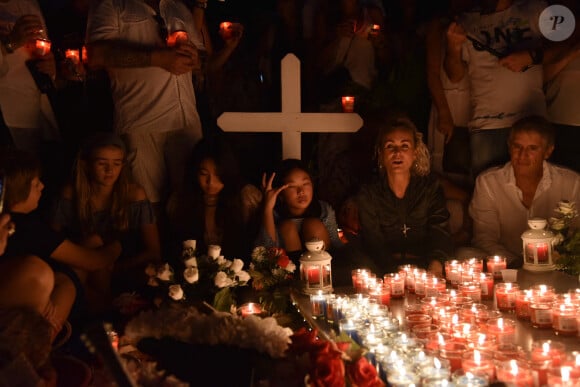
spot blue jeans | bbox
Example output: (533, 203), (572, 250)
(470, 128), (510, 179)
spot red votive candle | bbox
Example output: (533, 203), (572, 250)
(65, 49), (80, 64)
(35, 38), (51, 56)
(529, 298), (553, 329)
(496, 360), (534, 387)
(552, 302), (578, 336)
(479, 272), (494, 300)
(531, 340), (566, 367)
(458, 282), (482, 303)
(496, 282), (519, 312)
(341, 96), (355, 113)
(486, 318), (516, 345)
(486, 255), (507, 280)
(462, 349), (495, 382)
(167, 30), (189, 46)
(384, 273), (405, 298)
(515, 289), (532, 320)
(439, 341), (468, 372)
(238, 302), (263, 318)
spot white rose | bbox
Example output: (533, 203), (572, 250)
(214, 271), (229, 288)
(183, 240), (197, 250)
(183, 256), (197, 268)
(145, 263), (157, 277)
(184, 267), (199, 284)
(286, 261), (296, 273)
(550, 217), (566, 231)
(157, 263), (173, 281)
(168, 284), (184, 300)
(231, 258), (244, 273)
(208, 245), (222, 259)
(236, 270), (250, 283)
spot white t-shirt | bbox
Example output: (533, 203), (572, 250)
(546, 56), (580, 126)
(459, 0), (547, 131)
(86, 0), (202, 137)
(0, 0), (57, 131)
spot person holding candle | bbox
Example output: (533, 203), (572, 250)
(50, 132), (161, 312)
(167, 136), (262, 262)
(468, 115), (580, 268)
(354, 115), (453, 276)
(0, 1), (60, 155)
(85, 0), (204, 217)
(258, 158), (342, 259)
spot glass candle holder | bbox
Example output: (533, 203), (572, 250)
(412, 323), (441, 340)
(496, 360), (534, 387)
(529, 297), (553, 329)
(495, 282), (519, 312)
(425, 277), (447, 297)
(546, 366), (580, 387)
(405, 314), (432, 331)
(460, 303), (488, 324)
(369, 282), (391, 306)
(486, 255), (507, 280)
(552, 302), (578, 336)
(418, 356), (452, 382)
(459, 282), (482, 303)
(351, 268), (370, 292)
(515, 289), (532, 320)
(486, 318), (516, 345)
(478, 272), (494, 300)
(384, 273), (405, 299)
(531, 340), (567, 367)
(461, 349), (495, 382)
(493, 343), (527, 362)
(452, 369), (489, 387)
(438, 341), (468, 372)
(466, 332), (497, 352)
(462, 258), (484, 273)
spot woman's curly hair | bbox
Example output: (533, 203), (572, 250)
(374, 116), (431, 176)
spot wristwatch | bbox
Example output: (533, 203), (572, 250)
(194, 1), (208, 9)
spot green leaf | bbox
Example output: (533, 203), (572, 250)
(213, 288), (234, 312)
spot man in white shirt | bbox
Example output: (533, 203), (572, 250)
(469, 115), (580, 267)
(86, 0), (205, 209)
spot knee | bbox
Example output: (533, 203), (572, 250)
(278, 219), (299, 238)
(12, 256), (54, 294)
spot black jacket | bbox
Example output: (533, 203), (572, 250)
(355, 173), (453, 274)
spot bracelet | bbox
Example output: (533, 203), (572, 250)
(194, 1), (208, 9)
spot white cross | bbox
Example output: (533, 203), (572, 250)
(217, 53), (363, 159)
(402, 224), (411, 237)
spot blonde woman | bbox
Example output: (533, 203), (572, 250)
(355, 116), (453, 276)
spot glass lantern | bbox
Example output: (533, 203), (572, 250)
(521, 218), (556, 272)
(299, 239), (333, 295)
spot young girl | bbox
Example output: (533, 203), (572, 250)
(51, 133), (160, 310)
(259, 159), (342, 258)
(167, 137), (262, 260)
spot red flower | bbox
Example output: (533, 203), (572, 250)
(277, 254), (290, 269)
(288, 328), (328, 355)
(310, 351), (345, 387)
(347, 357), (385, 387)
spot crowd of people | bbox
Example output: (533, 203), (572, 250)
(0, 0), (580, 383)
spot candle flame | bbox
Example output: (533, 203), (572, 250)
(510, 360), (519, 375)
(542, 342), (550, 354)
(450, 289), (457, 297)
(497, 318), (504, 329)
(478, 333), (486, 345)
(434, 357), (441, 369)
(452, 314), (459, 324)
(474, 350), (481, 364)
(463, 323), (471, 335)
(575, 354), (580, 367)
(539, 285), (547, 294)
(562, 366), (571, 382)
(438, 333), (446, 346)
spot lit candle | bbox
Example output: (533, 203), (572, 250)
(486, 318), (516, 345)
(478, 272), (494, 300)
(108, 330), (119, 352)
(515, 289), (532, 320)
(167, 30), (189, 46)
(453, 370), (489, 387)
(339, 318), (361, 344)
(552, 302), (578, 336)
(531, 340), (566, 367)
(461, 349), (495, 382)
(546, 366), (580, 387)
(458, 282), (482, 303)
(418, 357), (451, 382)
(35, 38), (51, 56)
(495, 282), (519, 312)
(219, 21), (233, 39)
(370, 282), (391, 306)
(369, 24), (380, 37)
(529, 298), (553, 329)
(384, 273), (405, 298)
(307, 266), (320, 285)
(438, 341), (468, 372)
(486, 255), (507, 279)
(405, 313), (432, 331)
(238, 302), (262, 318)
(310, 291), (327, 318)
(496, 360), (534, 387)
(424, 277), (446, 297)
(65, 49), (80, 64)
(341, 96), (355, 113)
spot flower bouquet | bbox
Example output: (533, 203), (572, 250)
(144, 240), (250, 313)
(248, 246), (297, 316)
(549, 201), (580, 276)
